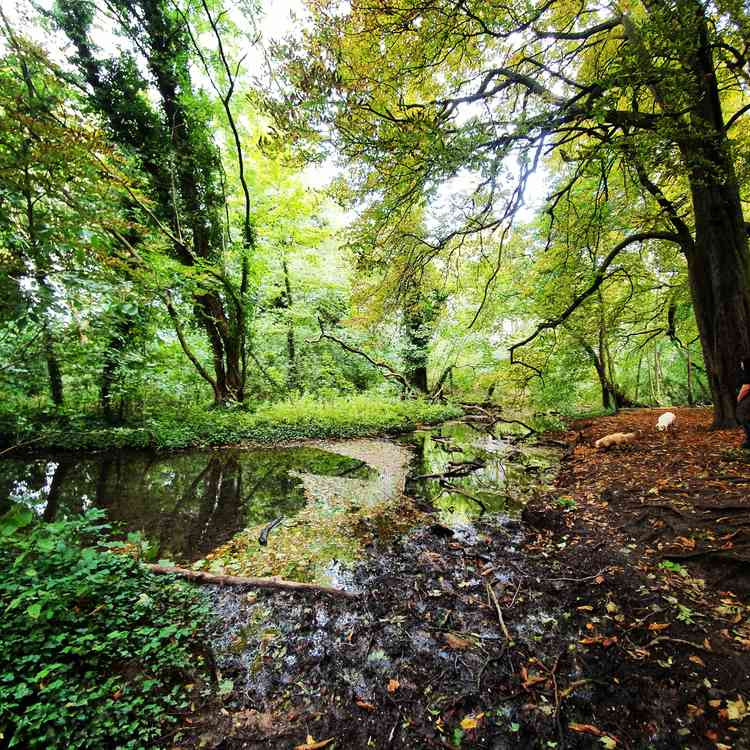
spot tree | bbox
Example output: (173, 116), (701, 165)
(0, 19), (132, 407)
(283, 0), (750, 425)
(54, 0), (255, 405)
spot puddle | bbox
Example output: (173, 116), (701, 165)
(0, 446), (375, 564)
(401, 420), (560, 523)
(0, 423), (561, 587)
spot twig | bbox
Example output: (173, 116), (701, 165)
(486, 581), (511, 640)
(477, 651), (505, 690)
(546, 568), (608, 583)
(645, 635), (712, 652)
(509, 578), (523, 608)
(0, 436), (43, 457)
(387, 709), (402, 746)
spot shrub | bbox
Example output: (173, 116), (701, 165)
(0, 507), (214, 749)
(0, 394), (463, 452)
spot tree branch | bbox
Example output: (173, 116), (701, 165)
(308, 320), (413, 391)
(509, 232), (681, 362)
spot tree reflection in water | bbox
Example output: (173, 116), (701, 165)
(0, 447), (374, 563)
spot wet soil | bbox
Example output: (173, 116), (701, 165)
(177, 409), (750, 750)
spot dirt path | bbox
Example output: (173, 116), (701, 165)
(182, 411), (750, 750)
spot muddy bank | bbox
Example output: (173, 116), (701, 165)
(180, 410), (750, 749)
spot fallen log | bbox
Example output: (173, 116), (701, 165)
(413, 459), (485, 481)
(144, 564), (357, 598)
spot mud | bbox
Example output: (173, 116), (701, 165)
(176, 410), (750, 750)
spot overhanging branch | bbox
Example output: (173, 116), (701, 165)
(509, 231), (681, 365)
(308, 320), (413, 392)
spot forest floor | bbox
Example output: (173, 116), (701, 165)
(180, 408), (750, 750)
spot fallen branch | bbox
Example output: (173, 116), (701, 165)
(695, 502), (750, 512)
(144, 563), (357, 598)
(258, 516), (283, 546)
(442, 482), (487, 513)
(413, 459), (485, 481)
(645, 635), (713, 652)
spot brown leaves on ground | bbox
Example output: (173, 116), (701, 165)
(550, 408), (750, 578)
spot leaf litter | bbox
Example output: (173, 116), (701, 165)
(174, 410), (750, 749)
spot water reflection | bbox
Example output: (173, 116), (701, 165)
(0, 448), (374, 563)
(402, 421), (559, 521)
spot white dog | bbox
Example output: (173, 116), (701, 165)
(656, 412), (676, 431)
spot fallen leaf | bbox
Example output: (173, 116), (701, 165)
(674, 536), (696, 549)
(444, 633), (472, 650)
(387, 679), (400, 693)
(599, 736), (618, 749)
(647, 623), (670, 631)
(569, 722), (603, 736)
(460, 712), (485, 730)
(688, 655), (705, 667)
(355, 700), (376, 711)
(520, 666), (546, 689)
(294, 736), (334, 750)
(726, 695), (748, 721)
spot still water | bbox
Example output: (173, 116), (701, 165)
(0, 447), (374, 564)
(0, 423), (560, 574)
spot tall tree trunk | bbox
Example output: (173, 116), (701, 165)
(635, 353), (643, 403)
(403, 296), (430, 394)
(42, 323), (64, 407)
(580, 338), (613, 410)
(100, 317), (134, 422)
(57, 1), (247, 407)
(678, 2), (750, 426)
(282, 258), (299, 391)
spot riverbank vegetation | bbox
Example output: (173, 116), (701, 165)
(0, 508), (215, 749)
(0, 395), (461, 451)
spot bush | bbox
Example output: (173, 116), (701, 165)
(0, 508), (214, 749)
(0, 394), (463, 452)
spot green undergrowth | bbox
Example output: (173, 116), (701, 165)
(0, 395), (462, 452)
(0, 507), (214, 749)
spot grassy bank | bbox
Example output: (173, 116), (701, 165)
(0, 395), (463, 452)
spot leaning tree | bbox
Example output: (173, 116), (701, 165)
(279, 0), (750, 425)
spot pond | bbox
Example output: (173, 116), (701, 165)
(0, 446), (375, 565)
(0, 422), (560, 582)
(403, 420), (560, 522)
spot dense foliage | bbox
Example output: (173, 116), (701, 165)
(0, 508), (214, 748)
(0, 395), (461, 451)
(1, 0), (749, 431)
